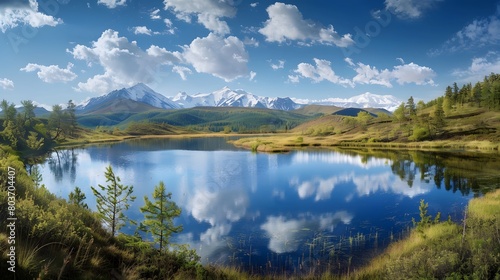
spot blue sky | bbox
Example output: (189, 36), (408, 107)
(0, 0), (499, 107)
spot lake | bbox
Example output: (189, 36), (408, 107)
(36, 137), (500, 275)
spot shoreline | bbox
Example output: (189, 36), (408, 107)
(54, 131), (500, 154)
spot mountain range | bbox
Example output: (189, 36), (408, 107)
(75, 83), (402, 114)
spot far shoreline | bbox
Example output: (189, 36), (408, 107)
(54, 131), (500, 155)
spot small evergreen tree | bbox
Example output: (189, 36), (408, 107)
(66, 100), (78, 136)
(30, 165), (43, 188)
(140, 181), (182, 252)
(433, 97), (446, 135)
(406, 96), (417, 120)
(69, 186), (88, 209)
(393, 102), (406, 122)
(91, 165), (135, 236)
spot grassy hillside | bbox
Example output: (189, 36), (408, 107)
(293, 105), (391, 117)
(78, 106), (313, 133)
(232, 104), (500, 152)
(79, 98), (160, 115)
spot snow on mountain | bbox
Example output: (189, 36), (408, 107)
(76, 83), (401, 113)
(293, 92), (402, 111)
(172, 86), (301, 111)
(77, 83), (180, 112)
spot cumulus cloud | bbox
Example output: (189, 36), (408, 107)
(270, 60), (285, 70)
(291, 58), (435, 88)
(150, 8), (161, 20)
(133, 26), (154, 35)
(291, 58), (354, 87)
(182, 33), (249, 82)
(243, 37), (259, 47)
(164, 18), (175, 34)
(351, 60), (436, 87)
(97, 0), (126, 9)
(172, 65), (192, 80)
(293, 58), (435, 87)
(0, 0), (62, 33)
(20, 63), (77, 83)
(259, 2), (353, 47)
(0, 78), (14, 90)
(249, 71), (256, 81)
(385, 0), (442, 19)
(430, 5), (500, 55)
(68, 29), (181, 93)
(452, 52), (500, 83)
(163, 0), (237, 35)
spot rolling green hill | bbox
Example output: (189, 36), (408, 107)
(77, 106), (314, 133)
(293, 104), (392, 117)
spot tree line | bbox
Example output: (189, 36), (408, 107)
(0, 99), (78, 153)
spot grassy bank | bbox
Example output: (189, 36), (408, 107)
(230, 134), (500, 153)
(353, 189), (500, 280)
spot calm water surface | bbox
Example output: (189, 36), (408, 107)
(37, 137), (500, 274)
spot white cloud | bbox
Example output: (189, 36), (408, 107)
(68, 29), (181, 93)
(351, 60), (436, 87)
(97, 0), (126, 9)
(0, 0), (62, 33)
(150, 8), (161, 20)
(249, 71), (256, 81)
(182, 33), (249, 82)
(292, 58), (435, 88)
(250, 2), (258, 8)
(292, 58), (354, 87)
(259, 2), (353, 47)
(385, 0), (442, 19)
(391, 63), (436, 86)
(430, 6), (500, 55)
(172, 65), (192, 80)
(452, 52), (500, 83)
(344, 57), (355, 67)
(163, 0), (236, 35)
(243, 37), (259, 47)
(164, 18), (175, 34)
(270, 60), (285, 70)
(288, 75), (300, 83)
(20, 63), (77, 83)
(0, 78), (14, 90)
(133, 26), (153, 35)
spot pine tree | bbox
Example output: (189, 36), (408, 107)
(91, 165), (135, 236)
(433, 97), (445, 135)
(140, 181), (182, 252)
(48, 104), (66, 140)
(406, 96), (417, 121)
(20, 100), (36, 128)
(69, 186), (88, 209)
(66, 100), (78, 136)
(393, 102), (406, 122)
(472, 82), (482, 106)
